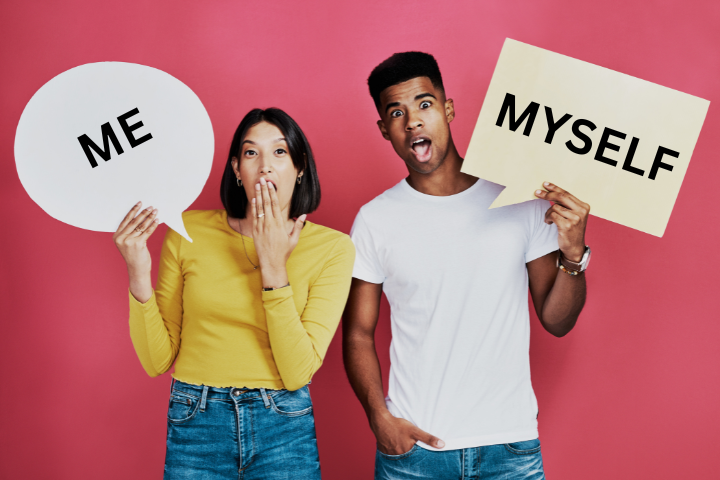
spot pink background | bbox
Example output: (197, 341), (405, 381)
(2, 1), (719, 478)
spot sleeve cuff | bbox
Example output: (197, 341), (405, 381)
(261, 285), (294, 302)
(352, 264), (385, 284)
(129, 289), (158, 311)
(525, 243), (559, 263)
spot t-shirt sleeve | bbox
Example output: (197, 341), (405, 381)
(525, 199), (560, 263)
(349, 209), (385, 284)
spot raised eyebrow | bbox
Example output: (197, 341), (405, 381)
(384, 101), (401, 114)
(415, 93), (436, 102)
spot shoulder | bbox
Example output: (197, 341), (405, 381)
(354, 179), (408, 224)
(181, 209), (221, 225)
(165, 209), (225, 245)
(300, 222), (355, 263)
(303, 222), (353, 250)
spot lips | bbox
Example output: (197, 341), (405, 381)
(410, 136), (432, 162)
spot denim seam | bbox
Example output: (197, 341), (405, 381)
(503, 444), (541, 455)
(167, 395), (201, 424)
(268, 395), (313, 417)
(377, 444), (419, 461)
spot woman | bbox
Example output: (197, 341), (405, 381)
(113, 108), (355, 479)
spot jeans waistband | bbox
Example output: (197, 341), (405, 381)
(170, 379), (292, 403)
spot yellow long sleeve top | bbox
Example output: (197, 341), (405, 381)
(128, 209), (355, 390)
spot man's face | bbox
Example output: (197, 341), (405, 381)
(377, 76), (455, 175)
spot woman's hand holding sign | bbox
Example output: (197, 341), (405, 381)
(534, 182), (590, 262)
(113, 202), (160, 303)
(251, 178), (306, 289)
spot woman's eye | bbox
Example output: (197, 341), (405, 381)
(420, 101), (431, 108)
(391, 110), (403, 118)
(275, 148), (286, 155)
(244, 150), (257, 157)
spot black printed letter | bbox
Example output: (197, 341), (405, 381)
(565, 119), (597, 155)
(495, 93), (540, 137)
(621, 137), (644, 176)
(117, 108), (153, 148)
(649, 146), (679, 180)
(543, 106), (572, 144)
(594, 127), (626, 167)
(77, 123), (124, 168)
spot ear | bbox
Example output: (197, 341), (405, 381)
(445, 98), (455, 123)
(231, 156), (241, 178)
(377, 119), (391, 141)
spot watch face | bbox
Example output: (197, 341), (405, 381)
(582, 247), (592, 270)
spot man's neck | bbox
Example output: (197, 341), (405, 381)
(406, 143), (478, 197)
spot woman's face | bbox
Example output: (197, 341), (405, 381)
(231, 121), (302, 218)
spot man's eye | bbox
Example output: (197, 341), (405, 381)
(275, 148), (286, 155)
(391, 110), (403, 118)
(420, 101), (431, 108)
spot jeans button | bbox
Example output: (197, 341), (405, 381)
(232, 389), (241, 396)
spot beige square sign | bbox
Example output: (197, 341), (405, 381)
(462, 38), (710, 237)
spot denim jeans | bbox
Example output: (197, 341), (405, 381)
(164, 380), (320, 480)
(375, 439), (545, 480)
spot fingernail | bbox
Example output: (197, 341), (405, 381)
(260, 178), (266, 185)
(535, 190), (542, 195)
(135, 201), (141, 207)
(147, 206), (153, 210)
(268, 181), (274, 188)
(154, 218), (160, 223)
(153, 209), (158, 214)
(544, 182), (550, 186)
(255, 183), (260, 190)
(437, 440), (445, 448)
(252, 198), (256, 204)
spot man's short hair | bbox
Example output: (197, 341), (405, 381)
(367, 52), (445, 110)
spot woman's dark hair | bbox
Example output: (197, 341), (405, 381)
(221, 108), (321, 219)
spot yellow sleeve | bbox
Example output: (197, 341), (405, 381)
(262, 235), (355, 390)
(128, 229), (184, 377)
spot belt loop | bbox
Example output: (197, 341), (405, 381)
(199, 386), (209, 412)
(260, 388), (271, 409)
(170, 377), (175, 394)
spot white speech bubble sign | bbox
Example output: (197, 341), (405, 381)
(462, 39), (710, 237)
(15, 62), (214, 242)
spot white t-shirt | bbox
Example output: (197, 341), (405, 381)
(350, 178), (559, 451)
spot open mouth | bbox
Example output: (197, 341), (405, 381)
(411, 138), (432, 162)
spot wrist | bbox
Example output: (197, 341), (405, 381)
(561, 246), (585, 263)
(260, 266), (288, 290)
(368, 407), (393, 430)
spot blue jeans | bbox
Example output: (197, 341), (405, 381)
(375, 439), (545, 479)
(164, 380), (320, 480)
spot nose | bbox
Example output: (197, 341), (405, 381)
(405, 110), (423, 131)
(259, 155), (273, 174)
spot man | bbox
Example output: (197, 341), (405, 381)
(343, 52), (591, 479)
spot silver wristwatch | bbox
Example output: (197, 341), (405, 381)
(558, 246), (592, 273)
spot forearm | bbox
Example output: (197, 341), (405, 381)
(343, 333), (390, 426)
(540, 270), (586, 336)
(263, 288), (325, 390)
(128, 265), (153, 304)
(128, 291), (180, 376)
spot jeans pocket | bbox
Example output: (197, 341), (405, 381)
(269, 386), (313, 417)
(376, 443), (420, 460)
(167, 391), (200, 424)
(504, 438), (541, 455)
